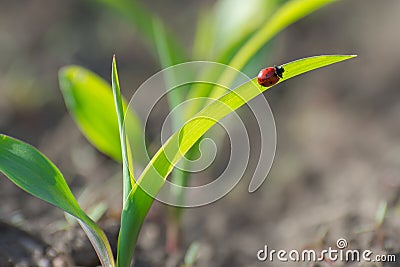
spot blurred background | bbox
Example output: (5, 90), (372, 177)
(1, 0), (400, 266)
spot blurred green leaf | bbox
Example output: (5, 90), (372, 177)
(228, 0), (336, 72)
(193, 0), (280, 61)
(375, 200), (387, 228)
(187, 0), (336, 113)
(192, 8), (215, 60)
(152, 16), (192, 209)
(183, 242), (200, 267)
(58, 66), (146, 166)
(94, 0), (185, 64)
(152, 17), (185, 122)
(116, 55), (356, 266)
(0, 134), (115, 267)
(213, 0), (275, 55)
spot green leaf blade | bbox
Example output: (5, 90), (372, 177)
(0, 134), (82, 216)
(111, 56), (132, 203)
(112, 57), (141, 267)
(0, 134), (115, 267)
(280, 55), (357, 81)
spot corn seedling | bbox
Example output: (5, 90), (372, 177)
(91, 0), (341, 252)
(0, 54), (355, 266)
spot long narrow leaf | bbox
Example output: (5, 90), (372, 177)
(0, 135), (115, 267)
(117, 55), (356, 266)
(111, 56), (133, 203)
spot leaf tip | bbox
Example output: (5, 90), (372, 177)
(112, 55), (119, 77)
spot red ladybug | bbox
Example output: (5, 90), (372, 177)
(257, 65), (285, 87)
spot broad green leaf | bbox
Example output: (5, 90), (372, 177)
(0, 135), (115, 267)
(117, 55), (356, 266)
(58, 66), (146, 166)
